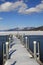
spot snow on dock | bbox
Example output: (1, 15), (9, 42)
(5, 36), (39, 65)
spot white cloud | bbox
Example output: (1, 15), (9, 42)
(0, 0), (43, 14)
(0, 1), (27, 12)
(18, 0), (43, 14)
(0, 17), (3, 20)
(0, 2), (13, 12)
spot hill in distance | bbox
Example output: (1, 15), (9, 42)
(0, 26), (43, 31)
(5, 26), (43, 31)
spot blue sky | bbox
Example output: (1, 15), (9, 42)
(0, 0), (43, 30)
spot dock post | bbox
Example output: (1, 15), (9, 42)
(22, 35), (23, 42)
(22, 35), (24, 44)
(9, 37), (11, 48)
(37, 42), (40, 60)
(6, 42), (9, 60)
(25, 37), (28, 49)
(33, 41), (37, 60)
(28, 37), (29, 50)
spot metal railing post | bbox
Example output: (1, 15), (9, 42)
(33, 41), (37, 60)
(37, 42), (40, 60)
(28, 38), (29, 50)
(9, 37), (11, 48)
(25, 37), (28, 49)
(6, 42), (9, 60)
(22, 35), (23, 43)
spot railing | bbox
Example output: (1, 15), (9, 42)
(3, 34), (13, 65)
(18, 34), (43, 65)
(33, 41), (40, 60)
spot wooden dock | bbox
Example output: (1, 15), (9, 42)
(5, 36), (39, 65)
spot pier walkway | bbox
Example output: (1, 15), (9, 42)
(5, 36), (39, 65)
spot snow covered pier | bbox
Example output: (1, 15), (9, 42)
(5, 36), (39, 65)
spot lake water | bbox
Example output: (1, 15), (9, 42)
(23, 35), (43, 62)
(0, 35), (9, 65)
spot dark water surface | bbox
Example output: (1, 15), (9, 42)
(0, 35), (9, 65)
